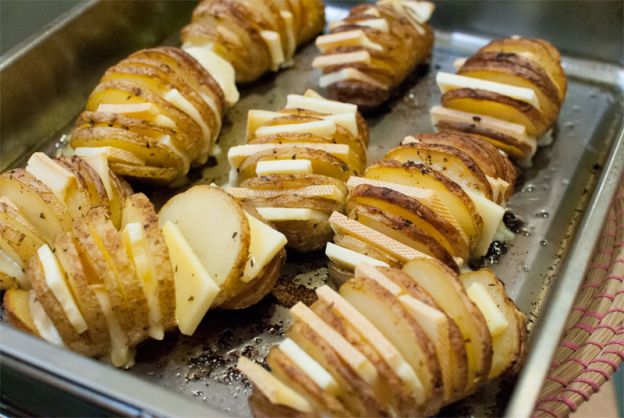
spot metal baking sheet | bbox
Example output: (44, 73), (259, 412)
(1, 1), (623, 417)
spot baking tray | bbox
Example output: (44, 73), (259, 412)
(1, 1), (623, 417)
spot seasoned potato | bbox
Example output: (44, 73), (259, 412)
(3, 288), (39, 336)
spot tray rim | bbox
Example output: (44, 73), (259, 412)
(0, 1), (623, 417)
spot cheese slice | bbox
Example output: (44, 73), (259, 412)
(312, 51), (371, 68)
(242, 213), (287, 282)
(260, 30), (286, 71)
(362, 6), (381, 17)
(0, 249), (24, 284)
(26, 152), (75, 202)
(464, 189), (505, 257)
(290, 302), (378, 384)
(37, 245), (88, 334)
(255, 119), (337, 138)
(96, 102), (158, 118)
(256, 159), (313, 176)
(430, 105), (537, 152)
(122, 223), (163, 340)
(159, 134), (190, 174)
(74, 146), (144, 166)
(92, 286), (132, 367)
(227, 185), (345, 202)
(162, 221), (220, 336)
(486, 175), (510, 204)
(329, 212), (429, 263)
(183, 44), (240, 106)
(465, 282), (508, 336)
(347, 176), (434, 201)
(316, 286), (424, 401)
(29, 291), (64, 346)
(256, 207), (329, 222)
(164, 89), (212, 153)
(248, 107), (358, 138)
(403, 0), (435, 23)
(320, 68), (389, 90)
(228, 143), (350, 169)
(237, 357), (313, 413)
(436, 72), (542, 111)
(329, 18), (389, 33)
(285, 94), (358, 119)
(280, 11), (296, 59)
(399, 294), (454, 400)
(325, 242), (389, 270)
(316, 30), (383, 52)
(279, 337), (340, 394)
(82, 153), (113, 199)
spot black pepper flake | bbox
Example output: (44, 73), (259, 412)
(232, 232), (238, 239)
(39, 212), (46, 219)
(175, 265), (179, 272)
(472, 116), (481, 122)
(188, 296), (195, 302)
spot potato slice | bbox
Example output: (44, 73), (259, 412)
(0, 270), (18, 290)
(4, 288), (39, 336)
(122, 194), (175, 331)
(240, 173), (347, 192)
(109, 163), (179, 185)
(333, 233), (401, 268)
(341, 267), (443, 411)
(0, 169), (71, 246)
(365, 160), (483, 248)
(385, 143), (494, 200)
(441, 88), (547, 137)
(402, 257), (492, 395)
(54, 232), (110, 352)
(56, 156), (110, 210)
(158, 185), (251, 304)
(347, 184), (470, 260)
(267, 345), (351, 416)
(0, 201), (45, 269)
(379, 267), (469, 403)
(314, 286), (426, 415)
(460, 269), (527, 379)
(288, 302), (387, 416)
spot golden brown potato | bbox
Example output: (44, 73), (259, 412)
(3, 288), (39, 336)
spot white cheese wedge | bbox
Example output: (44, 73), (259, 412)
(436, 72), (542, 111)
(285, 94), (357, 118)
(256, 207), (329, 222)
(29, 291), (64, 346)
(362, 7), (381, 16)
(399, 294), (453, 400)
(464, 189), (505, 257)
(316, 286), (425, 402)
(316, 30), (383, 52)
(183, 45), (240, 106)
(228, 143), (350, 169)
(290, 302), (378, 384)
(122, 223), (163, 340)
(92, 286), (131, 367)
(246, 109), (281, 138)
(162, 221), (220, 336)
(153, 114), (177, 129)
(159, 134), (190, 174)
(242, 213), (287, 282)
(312, 51), (371, 69)
(227, 185), (345, 202)
(403, 1), (435, 23)
(430, 105), (537, 153)
(260, 30), (286, 71)
(329, 212), (430, 263)
(37, 245), (88, 334)
(325, 242), (389, 270)
(280, 11), (296, 59)
(237, 357), (313, 413)
(74, 146), (144, 166)
(164, 89), (212, 154)
(323, 112), (359, 137)
(256, 159), (313, 176)
(329, 18), (389, 33)
(465, 282), (508, 337)
(486, 175), (510, 205)
(320, 68), (388, 90)
(255, 119), (337, 138)
(82, 153), (113, 199)
(96, 102), (158, 118)
(26, 152), (75, 202)
(0, 249), (25, 285)
(279, 337), (340, 395)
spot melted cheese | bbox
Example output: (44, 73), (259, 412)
(329, 18), (389, 33)
(81, 153), (113, 199)
(260, 30), (285, 71)
(256, 159), (313, 176)
(285, 94), (357, 115)
(465, 282), (508, 336)
(312, 51), (371, 68)
(228, 143), (350, 168)
(316, 30), (383, 52)
(164, 89), (212, 156)
(464, 189), (505, 257)
(74, 146), (144, 166)
(320, 68), (388, 90)
(280, 11), (296, 60)
(92, 286), (131, 367)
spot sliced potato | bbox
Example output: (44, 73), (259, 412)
(333, 233), (401, 268)
(0, 202), (45, 267)
(109, 162), (179, 185)
(460, 268), (527, 379)
(347, 184), (470, 260)
(364, 160), (483, 249)
(385, 143), (494, 200)
(158, 185), (251, 304)
(122, 193), (175, 330)
(340, 268), (443, 411)
(4, 288), (39, 336)
(402, 257), (492, 395)
(56, 156), (110, 210)
(0, 169), (71, 246)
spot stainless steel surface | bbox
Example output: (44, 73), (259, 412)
(1, 1), (623, 417)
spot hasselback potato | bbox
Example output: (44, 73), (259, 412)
(226, 90), (368, 252)
(312, 0), (434, 109)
